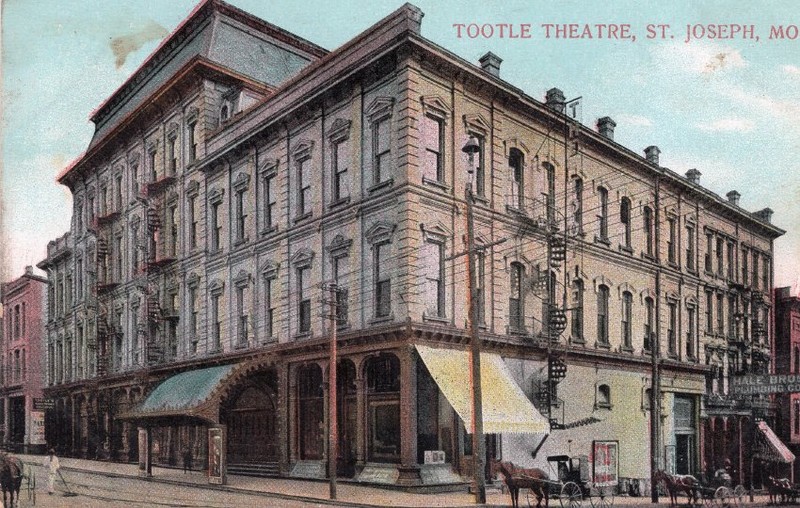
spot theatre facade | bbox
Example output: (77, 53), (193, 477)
(39, 0), (784, 488)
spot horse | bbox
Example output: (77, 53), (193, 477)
(491, 459), (550, 508)
(0, 452), (23, 508)
(768, 476), (795, 505)
(654, 469), (699, 507)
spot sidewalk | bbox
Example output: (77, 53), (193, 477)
(15, 454), (771, 508)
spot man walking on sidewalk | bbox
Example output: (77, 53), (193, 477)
(43, 448), (60, 495)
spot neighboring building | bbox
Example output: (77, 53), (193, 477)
(39, 0), (784, 489)
(775, 286), (800, 478)
(0, 266), (48, 453)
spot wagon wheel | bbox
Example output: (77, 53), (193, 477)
(703, 490), (715, 508)
(560, 482), (583, 508)
(589, 485), (614, 508)
(732, 485), (746, 506)
(714, 486), (731, 508)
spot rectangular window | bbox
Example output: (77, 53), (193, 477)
(189, 287), (198, 337)
(571, 280), (584, 341)
(298, 159), (311, 217)
(473, 134), (486, 197)
(421, 115), (444, 183)
(168, 138), (177, 176)
(211, 202), (221, 251)
(728, 295), (737, 339)
(742, 248), (749, 284)
(622, 292), (632, 348)
(716, 238), (724, 275)
(375, 243), (391, 318)
(235, 190), (246, 243)
(687, 307), (696, 358)
(115, 175), (123, 211)
(509, 263), (523, 331)
(644, 207), (653, 256)
(752, 253), (759, 289)
(298, 267), (311, 332)
(237, 286), (248, 347)
(373, 117), (391, 184)
(762, 257), (770, 290)
(705, 233), (713, 272)
(333, 140), (349, 201)
(597, 285), (609, 344)
(598, 187), (609, 241)
(476, 251), (486, 325)
(212, 293), (221, 350)
(263, 174), (277, 230)
(114, 236), (123, 280)
(716, 293), (724, 335)
(667, 218), (676, 263)
(509, 151), (523, 209)
(149, 150), (157, 182)
(168, 205), (177, 257)
(188, 122), (197, 162)
(188, 195), (197, 249)
(727, 243), (734, 279)
(686, 226), (695, 270)
(264, 278), (275, 339)
(333, 256), (349, 327)
(574, 179), (583, 234)
(620, 198), (631, 249)
(705, 290), (714, 333)
(545, 164), (556, 224)
(422, 241), (445, 318)
(76, 258), (83, 300)
(131, 166), (139, 199)
(667, 302), (677, 354)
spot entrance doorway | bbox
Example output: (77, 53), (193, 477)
(226, 382), (278, 464)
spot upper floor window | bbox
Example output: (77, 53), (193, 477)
(508, 149), (524, 209)
(476, 251), (486, 324)
(644, 206), (653, 256)
(373, 117), (391, 185)
(621, 291), (632, 349)
(620, 197), (631, 249)
(509, 262), (525, 331)
(597, 284), (609, 345)
(188, 195), (197, 249)
(211, 292), (222, 351)
(421, 115), (444, 184)
(597, 384), (611, 408)
(644, 297), (654, 351)
(573, 178), (584, 234)
(236, 284), (249, 347)
(742, 248), (749, 284)
(716, 293), (724, 334)
(727, 242), (735, 279)
(597, 187), (609, 242)
(687, 306), (696, 359)
(472, 133), (486, 197)
(422, 240), (445, 318)
(235, 189), (247, 243)
(705, 290), (714, 333)
(210, 200), (222, 252)
(167, 137), (177, 176)
(167, 205), (178, 258)
(148, 149), (157, 182)
(298, 266), (311, 333)
(752, 253), (760, 289)
(716, 237), (724, 275)
(544, 163), (556, 224)
(667, 301), (677, 355)
(264, 275), (276, 340)
(332, 138), (350, 202)
(297, 158), (312, 218)
(374, 243), (391, 318)
(686, 225), (695, 271)
(667, 217), (676, 263)
(705, 233), (713, 272)
(187, 120), (197, 162)
(762, 257), (770, 290)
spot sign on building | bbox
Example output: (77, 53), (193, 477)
(33, 398), (55, 411)
(29, 411), (45, 445)
(592, 440), (619, 487)
(731, 374), (800, 395)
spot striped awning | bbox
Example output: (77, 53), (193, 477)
(415, 344), (550, 435)
(754, 420), (795, 464)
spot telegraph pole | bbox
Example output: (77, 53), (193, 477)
(327, 282), (338, 500)
(462, 136), (486, 504)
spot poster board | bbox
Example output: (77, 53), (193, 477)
(208, 425), (226, 485)
(592, 440), (619, 487)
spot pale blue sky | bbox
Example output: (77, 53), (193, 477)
(2, 0), (799, 289)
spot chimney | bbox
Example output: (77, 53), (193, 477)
(545, 88), (565, 113)
(597, 117), (616, 140)
(24, 266), (33, 276)
(685, 168), (701, 184)
(754, 207), (774, 224)
(644, 145), (661, 165)
(726, 190), (741, 206)
(479, 52), (502, 77)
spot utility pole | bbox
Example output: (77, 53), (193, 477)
(463, 136), (485, 504)
(327, 282), (338, 500)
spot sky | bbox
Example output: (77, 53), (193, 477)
(2, 0), (799, 290)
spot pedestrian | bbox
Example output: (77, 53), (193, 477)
(182, 446), (192, 474)
(42, 448), (60, 495)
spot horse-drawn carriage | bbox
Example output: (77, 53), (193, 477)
(656, 469), (746, 508)
(767, 476), (800, 505)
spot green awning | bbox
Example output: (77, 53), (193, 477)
(124, 364), (236, 422)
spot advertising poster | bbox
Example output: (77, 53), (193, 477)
(2, 0), (799, 505)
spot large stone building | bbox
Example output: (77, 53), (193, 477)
(0, 267), (48, 452)
(39, 0), (785, 489)
(775, 286), (800, 478)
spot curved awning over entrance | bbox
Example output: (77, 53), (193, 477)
(754, 420), (795, 464)
(122, 364), (237, 423)
(415, 344), (550, 435)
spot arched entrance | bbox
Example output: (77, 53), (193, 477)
(225, 374), (278, 465)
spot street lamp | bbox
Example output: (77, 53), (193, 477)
(462, 135), (486, 504)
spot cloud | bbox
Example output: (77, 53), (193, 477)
(651, 41), (747, 75)
(109, 19), (168, 69)
(616, 114), (653, 127)
(723, 87), (800, 128)
(696, 118), (754, 132)
(783, 65), (800, 76)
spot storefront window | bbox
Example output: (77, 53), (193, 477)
(298, 364), (324, 460)
(365, 354), (400, 462)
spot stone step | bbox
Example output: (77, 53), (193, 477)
(228, 462), (281, 478)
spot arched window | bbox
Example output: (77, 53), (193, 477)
(509, 149), (524, 209)
(597, 285), (609, 345)
(220, 103), (230, 122)
(620, 198), (631, 249)
(597, 384), (611, 408)
(509, 262), (525, 331)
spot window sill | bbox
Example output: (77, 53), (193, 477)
(294, 212), (313, 224)
(234, 342), (249, 350)
(209, 248), (224, 257)
(329, 196), (351, 209)
(423, 314), (449, 324)
(641, 349), (653, 356)
(618, 245), (634, 255)
(641, 252), (656, 262)
(594, 236), (611, 247)
(570, 337), (585, 346)
(507, 326), (528, 336)
(667, 261), (679, 270)
(370, 314), (395, 325)
(422, 177), (450, 192)
(595, 341), (611, 350)
(208, 347), (222, 355)
(261, 225), (279, 237)
(619, 346), (634, 354)
(594, 403), (613, 411)
(294, 331), (312, 340)
(368, 178), (394, 194)
(473, 195), (489, 205)
(505, 205), (526, 216)
(234, 238), (249, 248)
(337, 323), (351, 332)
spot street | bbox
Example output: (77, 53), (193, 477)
(20, 463), (340, 508)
